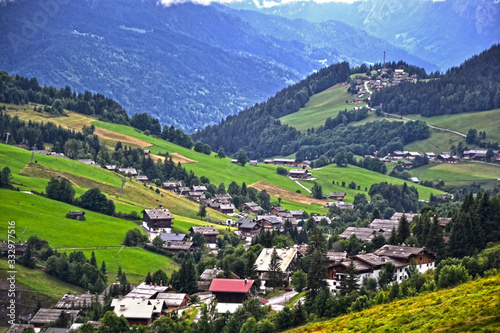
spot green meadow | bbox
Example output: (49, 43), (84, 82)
(279, 83), (366, 132)
(405, 127), (466, 153)
(407, 108), (500, 143)
(286, 274), (500, 333)
(300, 164), (445, 203)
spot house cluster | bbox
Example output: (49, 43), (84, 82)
(262, 159), (311, 168)
(388, 150), (460, 166)
(463, 149), (500, 162)
(237, 204), (332, 239)
(339, 212), (452, 243)
(353, 70), (417, 103)
(326, 244), (437, 291)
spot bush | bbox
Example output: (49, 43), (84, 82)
(124, 229), (148, 246)
(437, 264), (470, 288)
(277, 167), (288, 176)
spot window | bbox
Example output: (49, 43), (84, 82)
(420, 256), (423, 261)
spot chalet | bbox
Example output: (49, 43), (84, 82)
(156, 293), (191, 311)
(389, 151), (407, 159)
(5, 324), (34, 333)
(369, 219), (399, 232)
(0, 241), (27, 258)
(328, 192), (346, 201)
(198, 268), (224, 291)
(118, 168), (138, 176)
(273, 159), (296, 166)
(437, 217), (453, 230)
(243, 202), (263, 214)
(400, 161), (413, 169)
(111, 298), (166, 326)
(192, 185), (207, 193)
(162, 241), (195, 253)
(263, 159), (273, 164)
(55, 293), (105, 310)
(189, 226), (219, 243)
(126, 282), (171, 299)
(296, 160), (311, 168)
(105, 165), (116, 171)
(425, 152), (436, 160)
(160, 232), (187, 242)
(206, 200), (221, 210)
(271, 206), (286, 215)
(163, 181), (182, 190)
(436, 154), (459, 163)
(238, 218), (261, 238)
(288, 169), (311, 179)
(289, 210), (304, 218)
(231, 159), (238, 164)
(219, 204), (235, 214)
(407, 152), (421, 159)
(78, 159), (98, 166)
(325, 201), (354, 210)
(66, 211), (85, 221)
(188, 191), (205, 202)
(394, 69), (404, 75)
(390, 212), (419, 223)
(257, 215), (282, 229)
(410, 177), (420, 184)
(214, 193), (232, 204)
(312, 215), (331, 225)
(142, 208), (174, 232)
(30, 309), (81, 328)
(255, 247), (297, 287)
(326, 251), (348, 265)
(463, 150), (487, 159)
(136, 175), (149, 183)
(250, 160), (258, 166)
(209, 278), (255, 303)
(353, 97), (364, 104)
(374, 245), (437, 272)
(177, 187), (190, 195)
(339, 227), (390, 242)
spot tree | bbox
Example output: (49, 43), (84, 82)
(276, 166), (288, 176)
(244, 251), (259, 287)
(78, 188), (115, 216)
(334, 151), (348, 167)
(437, 264), (470, 288)
(153, 235), (164, 249)
(192, 232), (207, 248)
(237, 149), (247, 166)
(306, 228), (327, 298)
(240, 317), (257, 333)
(98, 311), (130, 333)
(0, 166), (13, 188)
(396, 213), (410, 244)
(21, 245), (34, 268)
(378, 262), (396, 289)
(343, 260), (360, 294)
(90, 250), (97, 268)
(267, 247), (283, 290)
(311, 182), (323, 199)
(123, 229), (148, 246)
(197, 203), (207, 220)
(292, 269), (307, 292)
(217, 147), (225, 159)
(45, 177), (75, 204)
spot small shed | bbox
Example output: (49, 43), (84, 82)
(66, 211), (86, 221)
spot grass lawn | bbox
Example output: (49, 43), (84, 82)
(407, 108), (500, 143)
(405, 128), (466, 153)
(0, 258), (85, 303)
(302, 164), (445, 203)
(410, 161), (500, 185)
(279, 84), (366, 132)
(0, 189), (140, 248)
(59, 247), (178, 283)
(285, 274), (500, 332)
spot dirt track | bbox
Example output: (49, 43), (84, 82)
(249, 181), (326, 205)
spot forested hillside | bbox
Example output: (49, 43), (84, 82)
(193, 62), (430, 159)
(371, 44), (500, 116)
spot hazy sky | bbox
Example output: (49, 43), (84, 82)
(158, 0), (359, 8)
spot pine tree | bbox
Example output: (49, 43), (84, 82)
(396, 213), (410, 244)
(100, 261), (107, 275)
(267, 248), (283, 290)
(21, 245), (34, 268)
(145, 271), (152, 284)
(388, 227), (397, 245)
(90, 250), (97, 268)
(343, 260), (360, 294)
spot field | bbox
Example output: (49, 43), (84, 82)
(279, 84), (366, 132)
(407, 108), (500, 143)
(405, 127), (466, 153)
(299, 164), (445, 203)
(410, 161), (500, 188)
(286, 274), (500, 333)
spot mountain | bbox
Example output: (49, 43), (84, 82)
(0, 0), (435, 132)
(227, 0), (500, 71)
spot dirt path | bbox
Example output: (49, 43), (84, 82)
(292, 178), (312, 194)
(150, 153), (198, 164)
(382, 111), (467, 137)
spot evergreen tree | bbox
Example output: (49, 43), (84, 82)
(237, 149), (247, 166)
(21, 245), (34, 268)
(90, 250), (97, 268)
(0, 166), (13, 188)
(388, 227), (397, 245)
(343, 260), (360, 294)
(100, 261), (107, 275)
(306, 227), (327, 299)
(145, 271), (152, 284)
(197, 203), (207, 220)
(396, 213), (410, 244)
(267, 248), (283, 290)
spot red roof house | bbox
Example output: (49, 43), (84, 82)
(209, 278), (255, 303)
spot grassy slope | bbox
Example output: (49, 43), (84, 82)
(405, 127), (466, 153)
(0, 258), (85, 302)
(407, 108), (500, 143)
(279, 83), (366, 132)
(286, 274), (500, 333)
(301, 164), (445, 203)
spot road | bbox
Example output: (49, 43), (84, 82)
(382, 111), (467, 137)
(364, 80), (373, 95)
(291, 178), (312, 194)
(266, 290), (299, 311)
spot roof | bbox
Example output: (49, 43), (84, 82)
(329, 192), (346, 197)
(326, 251), (348, 262)
(118, 167), (137, 174)
(219, 204), (235, 210)
(257, 215), (282, 225)
(289, 210), (304, 216)
(160, 233), (187, 242)
(390, 212), (418, 221)
(31, 309), (81, 325)
(238, 217), (258, 229)
(162, 241), (194, 251)
(6, 324), (34, 333)
(126, 282), (170, 299)
(255, 247), (297, 273)
(66, 211), (85, 216)
(340, 227), (378, 242)
(374, 245), (435, 260)
(143, 208), (174, 220)
(272, 206), (286, 213)
(156, 293), (191, 307)
(438, 217), (452, 227)
(55, 293), (105, 309)
(289, 169), (308, 174)
(192, 185), (207, 192)
(274, 159), (296, 163)
(190, 226), (219, 235)
(200, 268), (223, 281)
(111, 298), (158, 319)
(209, 278), (254, 293)
(369, 219), (399, 231)
(136, 175), (149, 181)
(244, 202), (263, 211)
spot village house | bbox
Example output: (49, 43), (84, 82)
(213, 193), (232, 204)
(189, 226), (219, 244)
(390, 212), (419, 223)
(176, 186), (190, 195)
(273, 159), (296, 166)
(162, 180), (182, 190)
(407, 152), (421, 159)
(271, 206), (286, 215)
(296, 160), (311, 168)
(5, 324), (35, 333)
(192, 185), (207, 193)
(425, 152), (436, 160)
(238, 218), (261, 238)
(389, 151), (407, 159)
(288, 169), (311, 179)
(339, 227), (391, 242)
(143, 208), (174, 232)
(243, 202), (263, 214)
(136, 175), (149, 183)
(188, 191), (205, 202)
(369, 219), (399, 232)
(104, 165), (116, 171)
(55, 293), (105, 310)
(160, 232), (187, 242)
(289, 210), (304, 218)
(250, 160), (258, 166)
(436, 154), (459, 163)
(256, 215), (283, 230)
(328, 192), (346, 201)
(219, 204), (235, 214)
(66, 211), (86, 221)
(435, 194), (452, 201)
(437, 217), (453, 231)
(118, 168), (138, 176)
(156, 293), (191, 311)
(0, 241), (27, 258)
(325, 201), (354, 210)
(126, 282), (171, 299)
(209, 278), (256, 304)
(111, 298), (166, 326)
(30, 309), (81, 329)
(162, 241), (195, 253)
(374, 245), (438, 275)
(312, 215), (332, 225)
(255, 247), (297, 289)
(263, 159), (274, 164)
(198, 268), (224, 291)
(77, 159), (98, 166)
